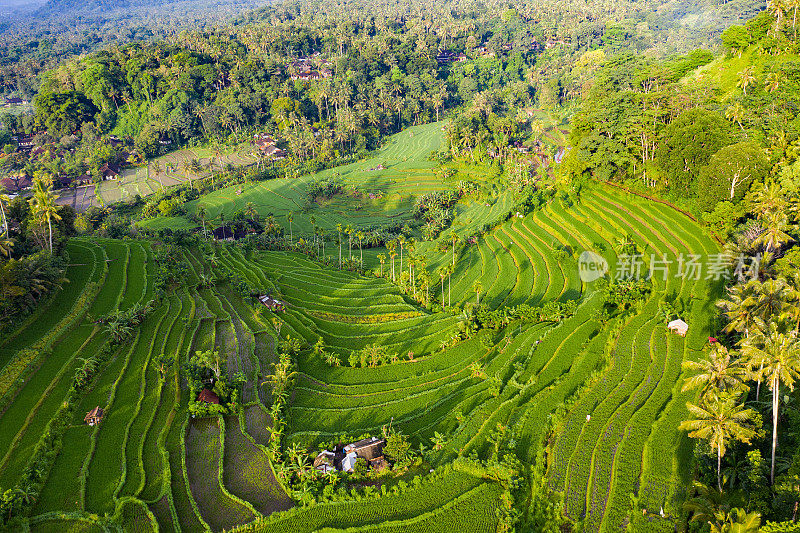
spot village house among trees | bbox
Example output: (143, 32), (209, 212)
(313, 436), (387, 474)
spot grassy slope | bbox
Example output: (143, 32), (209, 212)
(172, 121), (447, 235)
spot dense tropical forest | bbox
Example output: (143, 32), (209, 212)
(4, 0), (800, 531)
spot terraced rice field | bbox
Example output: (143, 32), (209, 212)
(206, 183), (719, 533)
(3, 151), (720, 532)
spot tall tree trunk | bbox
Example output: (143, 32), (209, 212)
(718, 443), (723, 491)
(757, 362), (764, 400)
(772, 377), (779, 484)
(47, 214), (53, 253)
(0, 200), (7, 236)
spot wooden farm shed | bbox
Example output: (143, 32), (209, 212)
(668, 319), (689, 337)
(313, 450), (336, 473)
(84, 406), (104, 426)
(197, 388), (220, 404)
(340, 436), (387, 472)
(344, 436), (386, 460)
(259, 295), (286, 311)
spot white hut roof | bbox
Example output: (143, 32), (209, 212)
(667, 319), (689, 330)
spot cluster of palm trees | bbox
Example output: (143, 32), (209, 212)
(378, 233), (460, 308)
(767, 0), (800, 41)
(681, 273), (800, 496)
(0, 175), (62, 257)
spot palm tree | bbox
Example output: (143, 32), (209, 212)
(198, 206), (209, 240)
(742, 323), (800, 483)
(0, 185), (9, 236)
(447, 264), (454, 307)
(336, 223), (342, 268)
(679, 393), (757, 490)
(440, 269), (446, 306)
(0, 233), (12, 258)
(683, 483), (760, 532)
(473, 280), (483, 305)
(388, 240), (397, 281)
(346, 224), (353, 261)
(725, 103), (746, 131)
(769, 0), (787, 34)
(756, 211), (792, 253)
(718, 280), (759, 339)
(750, 180), (787, 219)
(398, 235), (406, 275)
(30, 176), (61, 253)
(245, 202), (258, 223)
(377, 253), (386, 277)
(748, 279), (789, 399)
(737, 67), (757, 96)
(765, 72), (783, 93)
(682, 344), (748, 395)
(450, 230), (459, 268)
(104, 320), (133, 342)
(356, 230), (364, 268)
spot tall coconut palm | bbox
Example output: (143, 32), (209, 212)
(726, 103), (746, 131)
(447, 263), (454, 307)
(473, 279), (483, 305)
(336, 223), (342, 268)
(679, 393), (758, 490)
(377, 253), (386, 277)
(449, 230), (459, 268)
(742, 323), (800, 483)
(397, 235), (406, 275)
(718, 280), (760, 339)
(356, 230), (364, 268)
(30, 176), (61, 253)
(750, 180), (787, 219)
(0, 185), (9, 236)
(750, 279), (789, 399)
(737, 67), (757, 96)
(768, 0), (788, 34)
(245, 202), (258, 223)
(440, 269), (446, 306)
(198, 206), (209, 240)
(345, 224), (353, 262)
(682, 344), (748, 395)
(756, 211), (792, 253)
(387, 240), (397, 281)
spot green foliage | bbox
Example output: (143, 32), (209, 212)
(33, 90), (98, 137)
(697, 142), (770, 212)
(655, 108), (732, 197)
